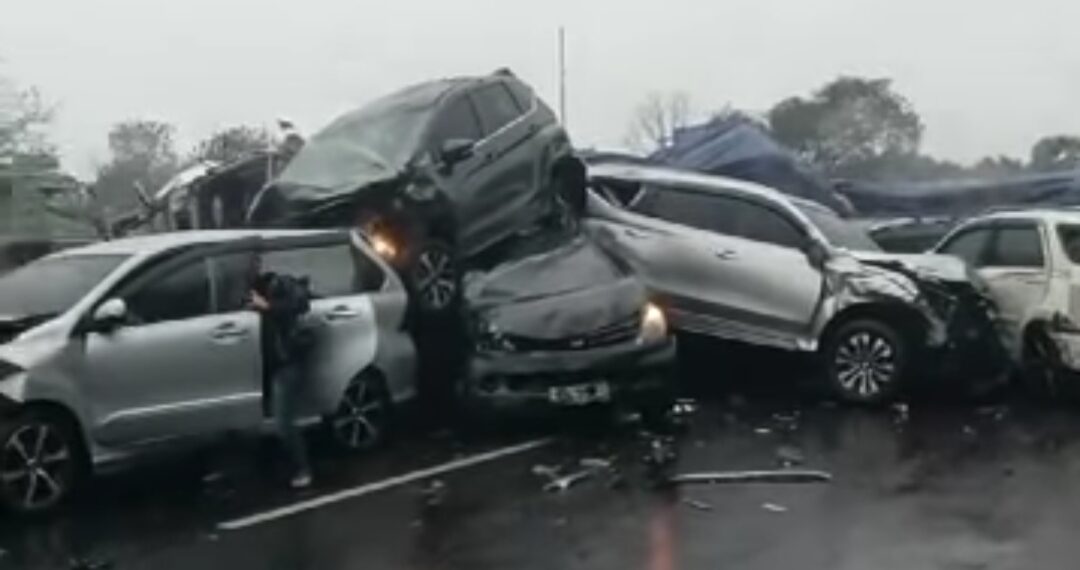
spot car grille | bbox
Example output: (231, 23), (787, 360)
(504, 312), (640, 352)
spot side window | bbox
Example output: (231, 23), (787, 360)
(209, 252), (254, 313)
(737, 203), (805, 249)
(939, 228), (992, 267)
(262, 243), (370, 298)
(634, 186), (733, 234)
(431, 97), (483, 148)
(504, 80), (534, 111)
(986, 225), (1045, 268)
(126, 259), (211, 324)
(470, 84), (524, 135)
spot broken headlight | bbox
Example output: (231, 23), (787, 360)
(639, 303), (668, 343)
(474, 320), (517, 352)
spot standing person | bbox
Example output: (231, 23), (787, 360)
(249, 255), (315, 489)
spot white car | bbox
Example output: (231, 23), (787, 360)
(933, 209), (1080, 392)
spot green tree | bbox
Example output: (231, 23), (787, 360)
(767, 77), (924, 177)
(0, 73), (56, 167)
(1029, 135), (1080, 172)
(94, 120), (179, 213)
(189, 125), (273, 165)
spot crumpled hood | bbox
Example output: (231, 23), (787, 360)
(466, 232), (646, 339)
(850, 251), (973, 284)
(247, 171), (405, 227)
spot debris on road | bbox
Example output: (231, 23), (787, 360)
(69, 556), (114, 570)
(892, 402), (910, 423)
(580, 457), (614, 470)
(762, 502), (788, 513)
(669, 469), (832, 485)
(682, 497), (714, 512)
(776, 445), (806, 467)
(754, 427), (773, 435)
(420, 479), (447, 507)
(544, 469), (597, 492)
(532, 464), (561, 479)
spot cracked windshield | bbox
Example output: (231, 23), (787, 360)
(1, 1), (1078, 568)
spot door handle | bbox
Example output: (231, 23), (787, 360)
(714, 249), (738, 260)
(326, 306), (359, 321)
(210, 322), (247, 340)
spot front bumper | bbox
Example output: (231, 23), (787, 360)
(463, 336), (677, 411)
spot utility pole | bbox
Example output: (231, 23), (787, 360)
(558, 26), (567, 127)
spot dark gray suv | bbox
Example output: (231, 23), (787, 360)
(247, 70), (576, 313)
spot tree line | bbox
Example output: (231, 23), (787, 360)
(626, 76), (1080, 183)
(6, 71), (1080, 215)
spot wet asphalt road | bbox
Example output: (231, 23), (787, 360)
(4, 341), (1080, 570)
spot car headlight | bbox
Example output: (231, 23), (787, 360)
(369, 231), (398, 260)
(639, 303), (668, 343)
(474, 319), (517, 352)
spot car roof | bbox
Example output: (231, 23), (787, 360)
(54, 230), (344, 258)
(967, 209), (1080, 225)
(587, 162), (818, 211)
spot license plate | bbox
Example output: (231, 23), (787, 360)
(548, 381), (612, 405)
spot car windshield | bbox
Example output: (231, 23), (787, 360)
(276, 93), (438, 192)
(796, 203), (881, 251)
(0, 254), (128, 318)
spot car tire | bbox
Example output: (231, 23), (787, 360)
(0, 410), (85, 515)
(1021, 328), (1062, 399)
(406, 240), (460, 315)
(325, 371), (392, 452)
(823, 319), (909, 405)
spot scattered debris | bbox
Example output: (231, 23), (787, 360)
(775, 445), (806, 467)
(69, 557), (114, 570)
(420, 479), (447, 507)
(642, 435), (679, 484)
(673, 399), (699, 416)
(579, 457), (614, 470)
(544, 470), (597, 493)
(532, 464), (561, 479)
(754, 427), (773, 435)
(682, 497), (714, 512)
(892, 402), (910, 423)
(762, 502), (788, 513)
(669, 469), (832, 485)
(962, 425), (977, 437)
(976, 405), (1009, 421)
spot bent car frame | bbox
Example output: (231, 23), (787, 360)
(584, 163), (1005, 403)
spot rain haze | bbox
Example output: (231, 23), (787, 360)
(2, 0), (1080, 176)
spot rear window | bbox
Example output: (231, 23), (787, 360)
(1058, 225), (1080, 264)
(986, 225), (1044, 268)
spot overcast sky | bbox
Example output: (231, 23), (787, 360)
(3, 0), (1080, 177)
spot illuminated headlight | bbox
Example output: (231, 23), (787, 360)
(369, 232), (398, 260)
(639, 303), (668, 343)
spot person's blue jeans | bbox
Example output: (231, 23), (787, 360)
(272, 362), (311, 478)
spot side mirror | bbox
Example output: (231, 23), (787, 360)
(438, 139), (475, 170)
(805, 240), (830, 269)
(92, 298), (128, 331)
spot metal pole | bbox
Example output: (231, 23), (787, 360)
(558, 26), (567, 127)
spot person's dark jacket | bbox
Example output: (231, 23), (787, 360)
(254, 272), (313, 368)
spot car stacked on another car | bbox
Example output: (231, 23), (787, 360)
(0, 230), (415, 513)
(932, 208), (1080, 394)
(584, 163), (1006, 404)
(247, 69), (577, 315)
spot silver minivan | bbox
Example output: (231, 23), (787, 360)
(0, 230), (415, 513)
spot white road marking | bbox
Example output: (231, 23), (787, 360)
(218, 438), (553, 531)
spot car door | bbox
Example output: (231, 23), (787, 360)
(596, 183), (821, 347)
(259, 237), (379, 416)
(464, 81), (542, 252)
(979, 222), (1049, 334)
(426, 94), (487, 250)
(81, 244), (263, 447)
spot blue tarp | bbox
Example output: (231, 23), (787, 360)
(646, 119), (852, 214)
(838, 171), (1080, 217)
